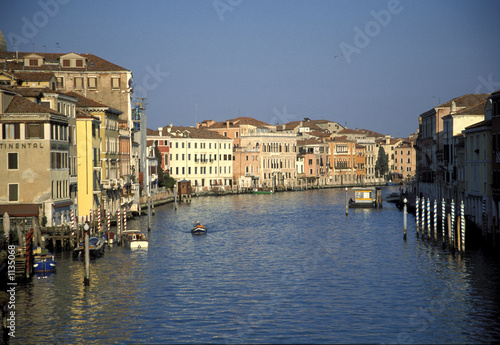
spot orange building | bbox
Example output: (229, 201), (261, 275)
(329, 136), (365, 185)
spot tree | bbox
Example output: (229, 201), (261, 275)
(375, 146), (389, 179)
(154, 146), (176, 189)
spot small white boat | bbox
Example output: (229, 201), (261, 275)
(122, 230), (149, 249)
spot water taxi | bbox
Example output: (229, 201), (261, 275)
(122, 230), (149, 249)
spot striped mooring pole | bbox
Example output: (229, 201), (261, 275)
(97, 207), (101, 232)
(415, 196), (419, 232)
(461, 200), (465, 253)
(123, 207), (127, 232)
(89, 209), (93, 234)
(107, 211), (111, 232)
(71, 210), (75, 231)
(433, 199), (437, 241)
(117, 209), (121, 236)
(441, 198), (446, 246)
(451, 200), (455, 251)
(426, 198), (430, 238)
(421, 197), (425, 237)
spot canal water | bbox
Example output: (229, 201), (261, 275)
(11, 187), (500, 344)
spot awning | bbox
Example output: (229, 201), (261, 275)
(0, 204), (39, 217)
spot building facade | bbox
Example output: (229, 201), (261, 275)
(0, 88), (72, 226)
(161, 126), (233, 190)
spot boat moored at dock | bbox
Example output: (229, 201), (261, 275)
(348, 187), (380, 208)
(252, 188), (273, 194)
(33, 247), (56, 273)
(73, 236), (106, 259)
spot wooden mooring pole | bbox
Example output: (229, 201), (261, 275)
(84, 231), (90, 286)
(83, 222), (90, 286)
(345, 187), (348, 216)
(415, 196), (419, 236)
(441, 198), (446, 249)
(403, 198), (407, 241)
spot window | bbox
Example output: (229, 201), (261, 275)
(56, 77), (64, 87)
(8, 153), (18, 170)
(3, 123), (20, 139)
(76, 59), (83, 67)
(111, 77), (120, 89)
(8, 184), (18, 202)
(75, 77), (84, 89)
(29, 59), (39, 67)
(26, 123), (44, 139)
(62, 59), (70, 67)
(88, 77), (97, 89)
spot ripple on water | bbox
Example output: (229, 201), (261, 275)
(13, 188), (500, 344)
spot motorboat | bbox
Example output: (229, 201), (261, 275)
(251, 188), (273, 194)
(33, 247), (56, 273)
(73, 236), (106, 258)
(192, 222), (207, 235)
(122, 230), (149, 249)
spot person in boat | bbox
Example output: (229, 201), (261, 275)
(194, 221), (201, 227)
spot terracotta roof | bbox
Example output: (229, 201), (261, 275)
(207, 116), (271, 128)
(452, 101), (486, 116)
(0, 51), (129, 72)
(329, 135), (354, 143)
(64, 91), (119, 113)
(3, 94), (58, 114)
(338, 128), (364, 135)
(13, 71), (54, 82)
(157, 126), (231, 140)
(437, 93), (490, 109)
(297, 138), (322, 146)
(282, 120), (302, 130)
(358, 129), (385, 137)
(308, 130), (330, 138)
(11, 87), (46, 98)
(76, 107), (99, 120)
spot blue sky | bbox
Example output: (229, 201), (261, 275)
(2, 0), (500, 137)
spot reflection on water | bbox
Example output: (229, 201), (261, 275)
(12, 187), (500, 344)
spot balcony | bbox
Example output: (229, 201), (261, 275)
(235, 147), (260, 153)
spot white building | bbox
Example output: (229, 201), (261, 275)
(165, 126), (233, 191)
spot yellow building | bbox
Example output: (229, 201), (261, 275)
(66, 91), (122, 215)
(76, 109), (101, 222)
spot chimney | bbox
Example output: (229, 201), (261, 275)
(158, 127), (163, 136)
(451, 101), (456, 113)
(196, 122), (200, 129)
(385, 135), (390, 145)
